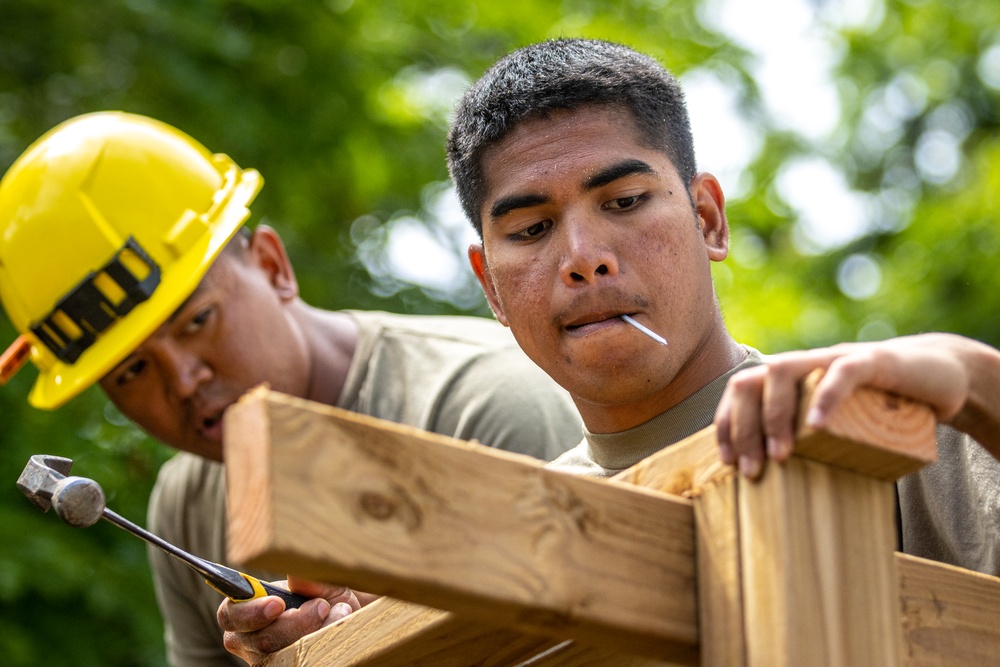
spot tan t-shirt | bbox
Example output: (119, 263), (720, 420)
(148, 311), (583, 666)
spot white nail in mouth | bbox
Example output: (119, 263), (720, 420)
(620, 315), (668, 346)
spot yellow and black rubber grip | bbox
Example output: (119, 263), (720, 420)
(207, 572), (310, 609)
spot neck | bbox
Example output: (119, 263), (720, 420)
(295, 305), (359, 408)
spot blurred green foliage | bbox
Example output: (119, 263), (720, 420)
(1, 0), (998, 664)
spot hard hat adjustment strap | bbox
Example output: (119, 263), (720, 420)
(30, 237), (161, 365)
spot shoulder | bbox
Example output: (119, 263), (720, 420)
(346, 310), (518, 350)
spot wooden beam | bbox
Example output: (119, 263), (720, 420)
(793, 369), (937, 479)
(233, 371), (940, 667)
(612, 428), (746, 666)
(262, 597), (685, 667)
(225, 388), (699, 662)
(263, 597), (559, 667)
(897, 553), (1000, 666)
(728, 370), (935, 666)
(740, 456), (901, 666)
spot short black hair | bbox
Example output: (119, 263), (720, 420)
(446, 38), (697, 237)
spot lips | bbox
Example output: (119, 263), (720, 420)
(563, 310), (629, 336)
(196, 407), (227, 444)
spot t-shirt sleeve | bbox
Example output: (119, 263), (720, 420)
(431, 345), (582, 461)
(147, 457), (243, 667)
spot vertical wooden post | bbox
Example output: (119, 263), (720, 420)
(736, 371), (936, 666)
(739, 457), (901, 665)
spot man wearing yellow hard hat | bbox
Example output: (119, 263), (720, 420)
(0, 111), (583, 666)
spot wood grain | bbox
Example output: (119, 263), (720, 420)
(740, 457), (901, 666)
(897, 553), (1000, 666)
(795, 369), (937, 480)
(228, 374), (959, 667)
(225, 388), (699, 662)
(613, 427), (746, 666)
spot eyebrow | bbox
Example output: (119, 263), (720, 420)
(490, 193), (549, 221)
(488, 158), (657, 221)
(165, 281), (207, 324)
(584, 159), (656, 190)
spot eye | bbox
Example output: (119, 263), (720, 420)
(604, 194), (647, 211)
(183, 307), (213, 335)
(512, 220), (552, 241)
(114, 358), (147, 387)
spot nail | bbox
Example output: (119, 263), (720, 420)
(264, 599), (284, 620)
(620, 315), (668, 345)
(739, 455), (762, 479)
(806, 406), (825, 429)
(329, 602), (354, 621)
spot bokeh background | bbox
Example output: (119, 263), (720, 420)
(2, 0), (999, 664)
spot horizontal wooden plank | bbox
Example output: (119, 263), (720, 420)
(225, 388), (699, 662)
(897, 553), (1000, 666)
(263, 597), (559, 667)
(263, 597), (683, 667)
(794, 369), (937, 480)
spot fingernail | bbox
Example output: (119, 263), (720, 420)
(766, 437), (779, 458)
(329, 602), (353, 621)
(739, 455), (762, 479)
(718, 443), (734, 466)
(264, 600), (284, 620)
(806, 406), (824, 428)
(767, 437), (790, 461)
(315, 599), (331, 620)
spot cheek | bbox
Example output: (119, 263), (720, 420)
(488, 254), (547, 323)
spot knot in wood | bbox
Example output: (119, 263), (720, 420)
(357, 485), (422, 531)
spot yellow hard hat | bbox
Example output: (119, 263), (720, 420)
(0, 111), (262, 409)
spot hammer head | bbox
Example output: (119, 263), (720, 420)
(17, 455), (107, 527)
(17, 454), (74, 512)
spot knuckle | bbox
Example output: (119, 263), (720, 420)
(216, 603), (231, 629)
(222, 632), (246, 654)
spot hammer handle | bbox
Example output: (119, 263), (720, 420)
(234, 573), (310, 609)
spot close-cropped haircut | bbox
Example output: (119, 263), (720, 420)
(446, 38), (697, 237)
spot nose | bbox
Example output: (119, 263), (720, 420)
(155, 341), (212, 401)
(559, 215), (619, 287)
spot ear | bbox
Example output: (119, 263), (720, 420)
(690, 172), (729, 262)
(248, 225), (299, 300)
(468, 244), (508, 326)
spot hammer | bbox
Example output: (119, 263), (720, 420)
(17, 454), (307, 609)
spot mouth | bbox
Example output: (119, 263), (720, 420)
(563, 310), (630, 337)
(197, 408), (227, 444)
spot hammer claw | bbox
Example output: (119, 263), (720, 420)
(17, 454), (75, 512)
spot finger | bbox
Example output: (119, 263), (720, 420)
(286, 575), (360, 610)
(725, 367), (766, 479)
(222, 598), (331, 658)
(760, 364), (802, 462)
(217, 595), (286, 633)
(714, 383), (737, 466)
(319, 602), (358, 629)
(806, 353), (878, 429)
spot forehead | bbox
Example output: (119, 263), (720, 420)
(486, 104), (643, 161)
(479, 106), (674, 208)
